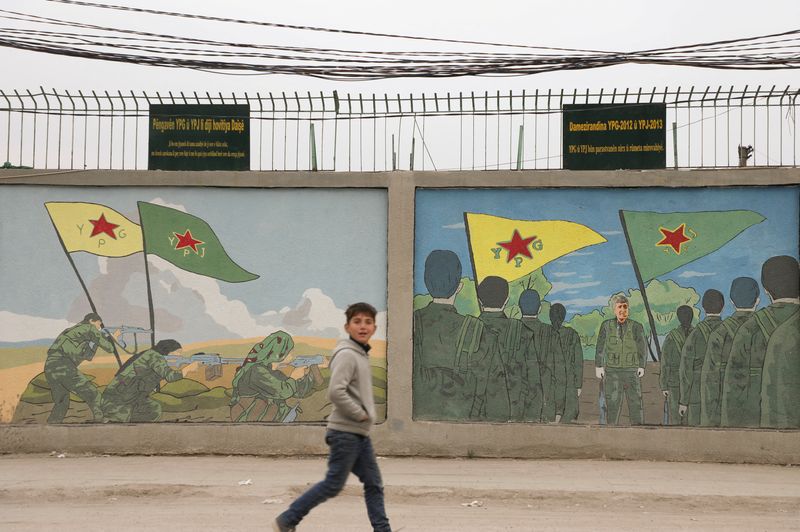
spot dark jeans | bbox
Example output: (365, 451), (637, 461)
(278, 429), (391, 532)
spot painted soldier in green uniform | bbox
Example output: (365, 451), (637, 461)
(722, 255), (799, 428)
(549, 303), (583, 423)
(760, 311), (800, 428)
(413, 250), (487, 420)
(595, 295), (648, 425)
(44, 312), (120, 423)
(699, 278), (759, 427)
(518, 289), (546, 423)
(659, 305), (693, 426)
(230, 331), (323, 422)
(101, 339), (188, 423)
(679, 289), (724, 426)
(475, 276), (520, 421)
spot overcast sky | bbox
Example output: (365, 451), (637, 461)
(3, 0), (799, 94)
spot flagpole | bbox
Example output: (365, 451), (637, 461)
(463, 212), (480, 287)
(137, 202), (156, 348)
(46, 212), (122, 367)
(618, 210), (662, 361)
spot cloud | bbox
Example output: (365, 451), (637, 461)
(579, 275), (593, 280)
(613, 261), (632, 266)
(149, 197), (188, 212)
(601, 230), (622, 236)
(442, 222), (465, 230)
(0, 311), (70, 342)
(552, 295), (611, 308)
(567, 251), (594, 256)
(565, 290), (580, 295)
(678, 270), (717, 278)
(552, 271), (577, 278)
(549, 280), (602, 294)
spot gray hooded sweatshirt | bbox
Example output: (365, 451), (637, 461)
(327, 337), (377, 436)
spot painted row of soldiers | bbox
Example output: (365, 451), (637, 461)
(660, 255), (799, 428)
(413, 250), (583, 423)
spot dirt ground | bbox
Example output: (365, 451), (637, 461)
(1, 455), (798, 531)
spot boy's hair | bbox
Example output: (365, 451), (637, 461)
(345, 302), (377, 322)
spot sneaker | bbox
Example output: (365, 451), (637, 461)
(272, 517), (295, 532)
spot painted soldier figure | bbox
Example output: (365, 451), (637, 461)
(413, 250), (486, 421)
(230, 331), (322, 422)
(101, 339), (187, 423)
(699, 278), (759, 427)
(659, 305), (694, 425)
(722, 256), (800, 428)
(518, 289), (546, 423)
(475, 275), (520, 421)
(549, 303), (583, 423)
(679, 289), (725, 426)
(760, 311), (800, 428)
(44, 312), (120, 423)
(595, 295), (648, 425)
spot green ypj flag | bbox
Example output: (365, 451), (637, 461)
(137, 201), (258, 283)
(620, 209), (765, 282)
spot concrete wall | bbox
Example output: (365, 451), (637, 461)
(0, 167), (798, 464)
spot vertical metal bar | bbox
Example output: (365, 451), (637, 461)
(105, 91), (114, 169)
(310, 122), (318, 171)
(270, 93), (276, 170)
(372, 93), (377, 172)
(131, 91), (139, 170)
(118, 91), (126, 170)
(780, 86), (789, 167)
(508, 90), (513, 170)
(753, 85), (761, 165)
(672, 86), (680, 167)
(13, 90), (23, 166)
(397, 94), (403, 170)
(244, 91), (253, 171)
(767, 85), (775, 166)
(53, 88), (65, 169)
(516, 125), (524, 171)
(359, 93), (364, 172)
(471, 92), (475, 171)
(533, 89), (538, 169)
(687, 86), (694, 168)
(294, 91), (301, 170)
(42, 86), (52, 168)
(727, 86), (733, 167)
(332, 91), (340, 171)
(521, 89), (526, 170)
(484, 91), (488, 170)
(92, 91), (101, 169)
(495, 90), (500, 170)
(700, 86), (708, 168)
(348, 93), (354, 172)
(282, 92), (288, 171)
(457, 92), (463, 171)
(546, 89), (552, 169)
(307, 91), (314, 172)
(1, 91), (11, 165)
(321, 91), (327, 171)
(421, 93), (426, 171)
(713, 86), (721, 167)
(78, 91), (87, 169)
(27, 89), (38, 168)
(384, 94), (389, 171)
(65, 90), (76, 169)
(740, 84), (747, 157)
(558, 89), (564, 169)
(256, 92), (264, 171)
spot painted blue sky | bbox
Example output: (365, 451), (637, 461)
(415, 186), (799, 318)
(0, 186), (388, 319)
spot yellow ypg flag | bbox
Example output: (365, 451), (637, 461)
(45, 202), (143, 257)
(464, 212), (607, 283)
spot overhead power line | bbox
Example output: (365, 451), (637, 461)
(0, 1), (797, 80)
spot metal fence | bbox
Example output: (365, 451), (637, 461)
(1, 86), (798, 171)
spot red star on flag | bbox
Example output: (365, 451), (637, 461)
(173, 230), (204, 253)
(89, 213), (119, 239)
(657, 223), (691, 254)
(498, 229), (537, 263)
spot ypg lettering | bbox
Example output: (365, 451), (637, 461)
(73, 213), (129, 249)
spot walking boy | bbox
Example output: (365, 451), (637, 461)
(274, 302), (391, 532)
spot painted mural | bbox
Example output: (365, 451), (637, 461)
(413, 186), (800, 428)
(0, 187), (388, 424)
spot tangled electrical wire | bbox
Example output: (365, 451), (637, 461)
(0, 0), (798, 80)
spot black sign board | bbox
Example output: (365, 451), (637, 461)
(148, 104), (249, 171)
(562, 103), (666, 170)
